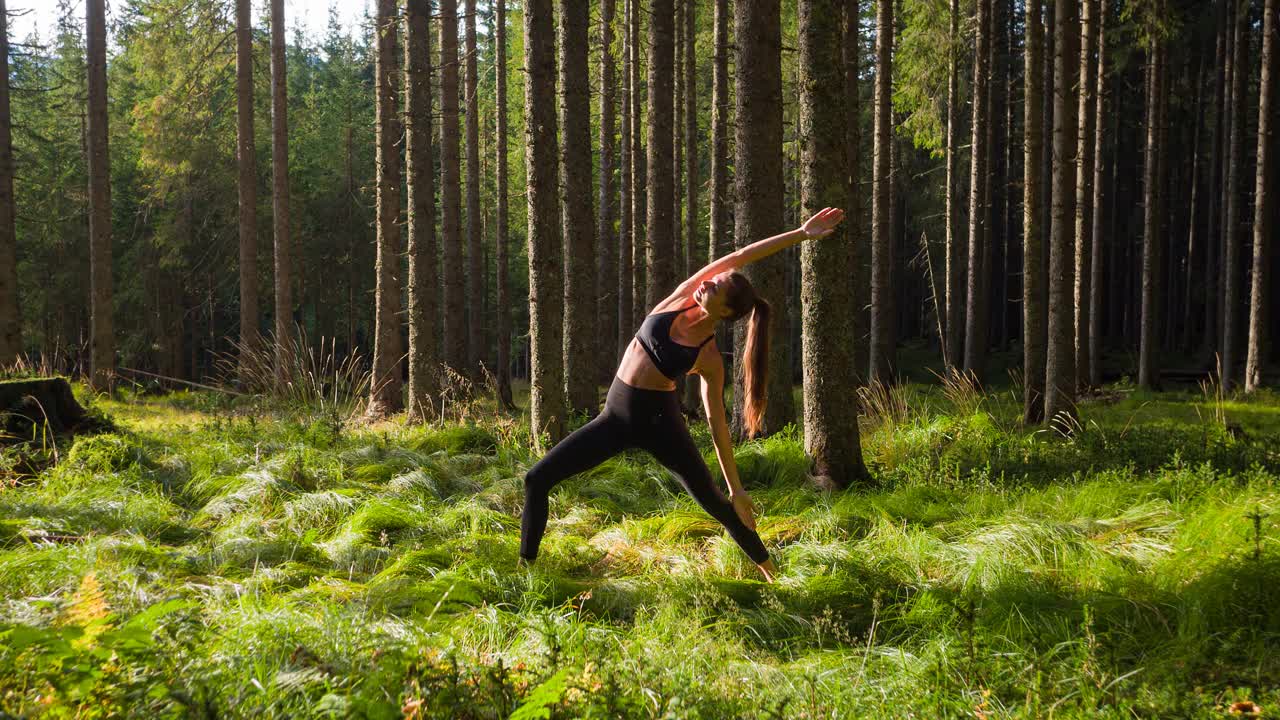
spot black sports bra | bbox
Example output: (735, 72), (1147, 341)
(635, 303), (714, 380)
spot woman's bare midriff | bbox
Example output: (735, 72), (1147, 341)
(615, 338), (681, 391)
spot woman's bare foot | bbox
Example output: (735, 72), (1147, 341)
(758, 558), (777, 583)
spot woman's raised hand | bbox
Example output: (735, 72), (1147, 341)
(800, 207), (845, 239)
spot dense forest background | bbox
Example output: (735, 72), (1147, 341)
(0, 0), (1277, 438)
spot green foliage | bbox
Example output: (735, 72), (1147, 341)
(2, 387), (1280, 717)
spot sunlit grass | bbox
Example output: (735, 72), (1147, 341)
(1, 380), (1278, 717)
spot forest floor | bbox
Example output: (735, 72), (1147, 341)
(2, 376), (1280, 718)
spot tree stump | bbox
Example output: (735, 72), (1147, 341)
(0, 377), (89, 442)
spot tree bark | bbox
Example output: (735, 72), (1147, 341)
(560, 0), (598, 415)
(598, 0), (618, 379)
(235, 0), (257, 375)
(270, 0), (292, 381)
(441, 0), (464, 372)
(710, 0), (731, 357)
(630, 0), (647, 329)
(963, 0), (991, 381)
(943, 0), (962, 371)
(619, 0), (634, 355)
(496, 0), (515, 409)
(1087, 0), (1107, 388)
(370, 0), (404, 417)
(1139, 33), (1164, 390)
(681, 0), (701, 414)
(800, 0), (870, 489)
(87, 0), (112, 390)
(1045, 0), (1078, 427)
(525, 0), (566, 445)
(645, 0), (675, 311)
(734, 0), (792, 436)
(844, 0), (867, 384)
(1024, 0), (1046, 424)
(465, 0), (483, 374)
(869, 0), (895, 384)
(1073, 0), (1097, 390)
(1246, 0), (1277, 391)
(407, 0), (439, 421)
(1223, 0), (1249, 390)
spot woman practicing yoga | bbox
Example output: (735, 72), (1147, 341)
(520, 207), (847, 582)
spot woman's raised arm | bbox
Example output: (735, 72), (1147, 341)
(658, 208), (845, 308)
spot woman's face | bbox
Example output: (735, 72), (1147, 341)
(694, 272), (734, 319)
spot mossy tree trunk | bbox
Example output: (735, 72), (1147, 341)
(525, 0), (566, 445)
(799, 0), (870, 489)
(560, 0), (598, 416)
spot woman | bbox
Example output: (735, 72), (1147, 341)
(520, 207), (847, 581)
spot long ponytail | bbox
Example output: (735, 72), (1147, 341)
(741, 298), (770, 438)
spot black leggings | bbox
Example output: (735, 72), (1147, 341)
(520, 377), (770, 564)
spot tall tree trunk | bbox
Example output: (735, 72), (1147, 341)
(271, 0), (292, 380)
(963, 0), (991, 381)
(1087, 0), (1107, 388)
(682, 0), (701, 414)
(561, 0), (598, 415)
(844, 0), (867, 383)
(988, 0), (1008, 353)
(465, 0), (483, 374)
(1246, 0), (1277, 391)
(1206, 2), (1227, 357)
(598, 0), (618, 378)
(710, 0), (731, 356)
(496, 0), (515, 409)
(1139, 34), (1164, 390)
(1045, 0), (1078, 426)
(1183, 57), (1206, 352)
(800, 0), (870, 489)
(525, 0), (566, 445)
(0, 0), (18, 364)
(943, 0), (962, 371)
(370, 0), (404, 417)
(734, 0), (792, 436)
(407, 0), (439, 421)
(630, 0), (647, 327)
(235, 0), (257, 375)
(87, 0), (112, 389)
(645, 0), (675, 309)
(1024, 0), (1046, 424)
(1222, 0), (1249, 390)
(869, 0), (895, 384)
(442, 0), (464, 372)
(619, 0), (634, 355)
(1073, 0), (1097, 390)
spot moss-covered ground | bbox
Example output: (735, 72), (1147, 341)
(1, 379), (1279, 718)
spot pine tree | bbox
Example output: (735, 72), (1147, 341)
(235, 0), (258, 374)
(1073, 0), (1098, 389)
(1024, 0), (1046, 424)
(496, 0), (515, 409)
(1222, 0), (1249, 389)
(869, 0), (895, 384)
(800, 0), (870, 488)
(87, 0), (113, 389)
(525, 0), (566, 444)
(598, 0), (618, 376)
(734, 0), (792, 435)
(1246, 0), (1277, 391)
(370, 0), (404, 417)
(1045, 0), (1078, 427)
(442, 0), (465, 372)
(964, 0), (992, 381)
(465, 0), (483, 373)
(943, 0), (962, 370)
(270, 0), (293, 381)
(560, 0), (598, 414)
(406, 0), (439, 420)
(618, 0), (634, 355)
(645, 0), (675, 311)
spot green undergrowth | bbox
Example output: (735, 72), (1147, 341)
(1, 382), (1278, 718)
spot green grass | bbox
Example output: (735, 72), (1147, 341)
(1, 380), (1278, 718)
